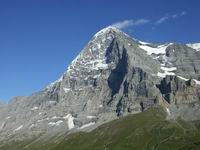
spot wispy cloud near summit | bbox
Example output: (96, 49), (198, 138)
(112, 19), (150, 30)
(155, 11), (187, 25)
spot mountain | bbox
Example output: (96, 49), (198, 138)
(0, 26), (200, 145)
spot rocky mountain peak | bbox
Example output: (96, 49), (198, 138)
(93, 26), (130, 39)
(45, 26), (136, 91)
(94, 26), (119, 37)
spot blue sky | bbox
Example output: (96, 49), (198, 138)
(0, 0), (200, 102)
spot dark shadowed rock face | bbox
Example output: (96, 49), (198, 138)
(107, 46), (128, 98)
(0, 26), (200, 143)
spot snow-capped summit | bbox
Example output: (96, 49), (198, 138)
(94, 26), (120, 38)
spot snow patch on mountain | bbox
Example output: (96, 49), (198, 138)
(138, 41), (151, 45)
(63, 114), (74, 129)
(161, 67), (177, 72)
(48, 120), (63, 126)
(63, 88), (70, 93)
(86, 116), (96, 119)
(187, 43), (200, 51)
(94, 26), (119, 38)
(14, 125), (23, 132)
(166, 108), (171, 115)
(31, 107), (38, 111)
(6, 116), (11, 119)
(193, 79), (200, 85)
(139, 43), (173, 55)
(177, 76), (189, 81)
(79, 122), (95, 129)
(172, 76), (200, 85)
(157, 67), (176, 78)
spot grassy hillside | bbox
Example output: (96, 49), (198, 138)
(1, 107), (200, 150)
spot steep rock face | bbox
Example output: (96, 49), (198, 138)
(43, 26), (161, 118)
(166, 44), (200, 79)
(0, 26), (200, 143)
(156, 75), (200, 121)
(157, 76), (200, 104)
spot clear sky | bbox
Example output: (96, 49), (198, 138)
(0, 0), (200, 102)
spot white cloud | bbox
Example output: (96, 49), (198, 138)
(155, 11), (187, 25)
(112, 19), (150, 30)
(181, 11), (187, 16)
(155, 15), (169, 25)
(111, 11), (187, 30)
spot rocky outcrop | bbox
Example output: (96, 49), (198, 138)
(157, 76), (200, 104)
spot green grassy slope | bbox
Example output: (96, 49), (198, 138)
(1, 107), (200, 150)
(53, 107), (200, 150)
